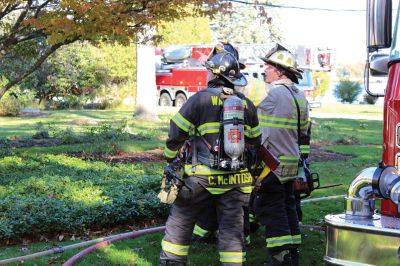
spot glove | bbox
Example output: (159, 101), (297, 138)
(164, 163), (184, 188)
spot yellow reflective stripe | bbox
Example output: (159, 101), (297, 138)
(300, 145), (310, 154)
(164, 145), (178, 159)
(197, 122), (220, 135)
(252, 125), (262, 137)
(184, 165), (249, 176)
(206, 187), (232, 194)
(292, 234), (302, 244)
(279, 155), (299, 166)
(259, 122), (296, 129)
(245, 124), (262, 138)
(249, 213), (256, 222)
(219, 251), (246, 263)
(161, 240), (189, 256)
(266, 235), (293, 248)
(172, 112), (193, 132)
(193, 224), (208, 237)
(259, 115), (297, 129)
(258, 115), (297, 123)
(239, 186), (253, 194)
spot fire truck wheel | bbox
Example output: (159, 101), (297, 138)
(159, 92), (173, 107)
(175, 93), (187, 108)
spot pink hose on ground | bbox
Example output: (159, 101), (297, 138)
(62, 226), (165, 266)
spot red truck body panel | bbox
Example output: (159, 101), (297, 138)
(382, 63), (400, 217)
(156, 68), (208, 93)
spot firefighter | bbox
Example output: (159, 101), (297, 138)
(159, 51), (261, 266)
(192, 42), (260, 246)
(253, 44), (311, 266)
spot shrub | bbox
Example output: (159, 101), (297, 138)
(334, 79), (362, 103)
(32, 122), (50, 139)
(0, 88), (37, 116)
(363, 93), (379, 105)
(0, 154), (168, 241)
(0, 96), (22, 116)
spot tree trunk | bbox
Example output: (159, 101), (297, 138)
(135, 44), (158, 121)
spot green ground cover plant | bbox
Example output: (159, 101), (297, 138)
(0, 111), (384, 265)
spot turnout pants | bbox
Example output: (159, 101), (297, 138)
(193, 200), (253, 242)
(160, 176), (249, 265)
(252, 172), (301, 254)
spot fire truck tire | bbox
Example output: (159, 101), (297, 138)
(159, 92), (173, 107)
(175, 93), (187, 108)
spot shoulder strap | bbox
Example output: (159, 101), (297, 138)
(283, 85), (301, 144)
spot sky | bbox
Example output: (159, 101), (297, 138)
(273, 0), (379, 64)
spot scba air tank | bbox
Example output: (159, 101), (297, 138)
(223, 95), (245, 170)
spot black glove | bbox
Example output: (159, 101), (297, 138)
(164, 163), (184, 188)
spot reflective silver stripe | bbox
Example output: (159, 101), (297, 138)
(193, 225), (208, 237)
(164, 145), (178, 158)
(245, 124), (262, 138)
(300, 145), (310, 154)
(292, 234), (302, 244)
(206, 187), (232, 194)
(219, 251), (246, 263)
(239, 186), (253, 194)
(259, 115), (298, 129)
(197, 122), (220, 135)
(171, 112), (193, 132)
(161, 240), (189, 256)
(279, 156), (299, 166)
(266, 235), (293, 248)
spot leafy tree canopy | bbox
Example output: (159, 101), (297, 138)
(210, 1), (282, 44)
(0, 0), (225, 99)
(157, 12), (213, 47)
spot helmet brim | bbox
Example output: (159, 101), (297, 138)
(260, 57), (303, 79)
(220, 73), (248, 87)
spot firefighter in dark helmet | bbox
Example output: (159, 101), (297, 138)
(192, 41), (259, 245)
(159, 51), (261, 265)
(252, 44), (311, 266)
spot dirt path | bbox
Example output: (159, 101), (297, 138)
(66, 143), (351, 163)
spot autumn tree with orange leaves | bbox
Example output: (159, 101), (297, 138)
(0, 0), (228, 100)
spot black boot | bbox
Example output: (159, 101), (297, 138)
(290, 248), (299, 266)
(259, 250), (292, 266)
(159, 259), (186, 266)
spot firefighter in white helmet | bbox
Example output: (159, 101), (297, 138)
(159, 50), (261, 266)
(252, 44), (311, 266)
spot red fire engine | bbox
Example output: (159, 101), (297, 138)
(324, 0), (400, 265)
(156, 44), (334, 108)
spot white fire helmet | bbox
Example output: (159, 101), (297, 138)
(261, 44), (303, 80)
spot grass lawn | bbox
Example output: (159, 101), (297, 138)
(0, 110), (384, 265)
(313, 102), (383, 117)
(0, 110), (174, 139)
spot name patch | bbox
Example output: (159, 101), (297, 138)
(208, 172), (252, 185)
